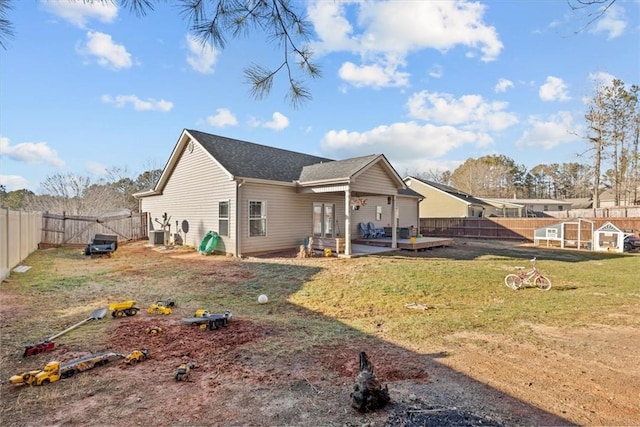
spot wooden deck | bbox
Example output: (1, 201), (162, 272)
(352, 236), (453, 252)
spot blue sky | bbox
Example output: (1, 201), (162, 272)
(1, 0), (638, 192)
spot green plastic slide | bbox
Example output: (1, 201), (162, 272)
(198, 231), (219, 255)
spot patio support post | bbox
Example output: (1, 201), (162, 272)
(391, 195), (397, 248)
(344, 188), (352, 256)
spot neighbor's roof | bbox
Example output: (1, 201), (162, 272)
(405, 176), (490, 206)
(488, 198), (572, 205)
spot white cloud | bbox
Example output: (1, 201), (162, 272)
(78, 31), (132, 70)
(186, 35), (219, 74)
(589, 4), (627, 39)
(494, 78), (514, 93)
(101, 95), (173, 112)
(338, 61), (410, 88)
(0, 175), (31, 192)
(321, 121), (488, 162)
(264, 112), (290, 131)
(41, 1), (118, 29)
(206, 108), (238, 128)
(428, 64), (444, 79)
(308, 0), (503, 88)
(588, 71), (616, 88)
(539, 76), (571, 102)
(406, 91), (519, 132)
(251, 112), (290, 131)
(0, 136), (65, 168)
(516, 111), (581, 150)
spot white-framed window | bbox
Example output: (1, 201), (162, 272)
(376, 205), (382, 221)
(312, 203), (335, 237)
(218, 200), (229, 236)
(249, 201), (266, 237)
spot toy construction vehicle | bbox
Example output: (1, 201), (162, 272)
(194, 309), (210, 317)
(109, 300), (140, 318)
(10, 351), (123, 386)
(175, 361), (197, 381)
(182, 310), (233, 330)
(124, 349), (149, 365)
(145, 325), (162, 334)
(147, 299), (174, 315)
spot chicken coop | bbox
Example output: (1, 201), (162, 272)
(593, 221), (627, 253)
(534, 218), (594, 250)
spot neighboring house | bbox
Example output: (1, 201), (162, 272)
(598, 188), (640, 207)
(134, 129), (421, 257)
(565, 198), (593, 210)
(478, 198), (525, 217)
(484, 198), (572, 216)
(403, 177), (493, 218)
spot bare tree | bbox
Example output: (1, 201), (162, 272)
(413, 169), (451, 185)
(584, 86), (608, 208)
(450, 155), (520, 197)
(567, 0), (618, 34)
(26, 173), (119, 215)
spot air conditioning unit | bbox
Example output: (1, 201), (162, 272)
(151, 230), (167, 245)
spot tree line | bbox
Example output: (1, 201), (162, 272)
(416, 79), (639, 207)
(0, 168), (162, 215)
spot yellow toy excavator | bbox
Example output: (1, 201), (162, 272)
(124, 349), (149, 365)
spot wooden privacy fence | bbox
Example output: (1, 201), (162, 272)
(419, 217), (640, 242)
(40, 212), (148, 248)
(1, 208), (43, 280)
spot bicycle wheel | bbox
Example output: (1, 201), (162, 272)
(504, 274), (523, 290)
(534, 275), (551, 291)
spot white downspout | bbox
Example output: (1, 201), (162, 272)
(235, 180), (242, 257)
(345, 187), (351, 256)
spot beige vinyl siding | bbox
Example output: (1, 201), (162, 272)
(352, 163), (398, 195)
(396, 196), (420, 227)
(239, 182), (345, 255)
(423, 190), (468, 217)
(351, 195), (389, 237)
(406, 180), (467, 218)
(141, 142), (236, 252)
(350, 195), (420, 237)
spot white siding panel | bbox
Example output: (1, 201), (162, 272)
(141, 142), (237, 253)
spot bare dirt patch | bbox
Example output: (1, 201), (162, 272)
(1, 239), (639, 426)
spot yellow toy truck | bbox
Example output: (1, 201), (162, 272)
(10, 352), (123, 386)
(109, 300), (139, 317)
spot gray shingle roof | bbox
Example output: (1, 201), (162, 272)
(298, 155), (379, 182)
(187, 129), (333, 182)
(408, 176), (489, 205)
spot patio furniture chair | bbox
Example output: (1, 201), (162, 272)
(368, 222), (385, 238)
(359, 222), (370, 238)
